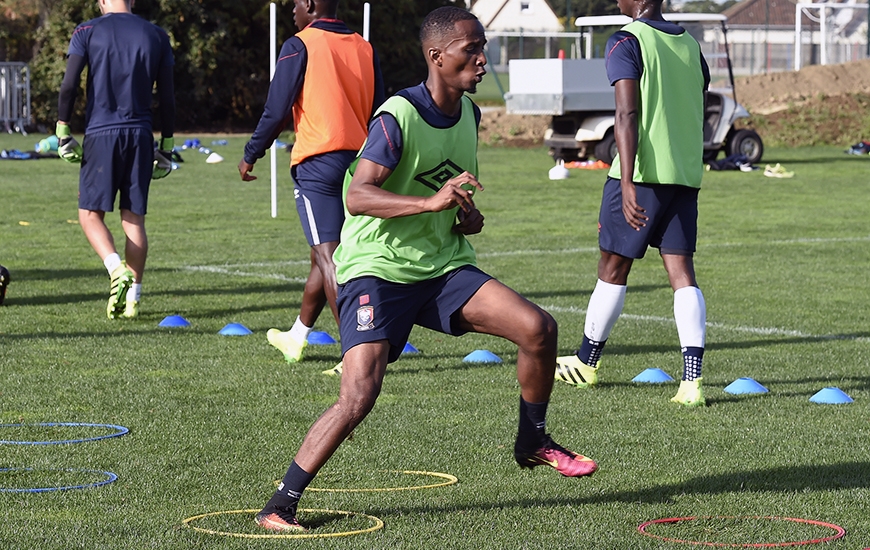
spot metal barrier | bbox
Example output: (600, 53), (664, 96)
(0, 62), (31, 135)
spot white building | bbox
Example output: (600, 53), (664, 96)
(469, 0), (574, 71)
(470, 0), (564, 32)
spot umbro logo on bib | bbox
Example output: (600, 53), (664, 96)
(414, 159), (464, 192)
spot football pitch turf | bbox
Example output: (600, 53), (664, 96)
(1, 132), (869, 549)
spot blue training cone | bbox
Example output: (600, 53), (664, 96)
(809, 387), (853, 404)
(307, 331), (337, 345)
(631, 368), (674, 384)
(158, 315), (190, 327)
(463, 349), (502, 363)
(219, 323), (252, 336)
(402, 342), (420, 354)
(723, 377), (769, 395)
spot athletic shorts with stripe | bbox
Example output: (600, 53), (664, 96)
(290, 150), (356, 246)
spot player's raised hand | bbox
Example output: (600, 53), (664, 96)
(238, 159), (257, 181)
(426, 171), (484, 213)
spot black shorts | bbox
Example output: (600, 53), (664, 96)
(598, 177), (699, 258)
(79, 128), (153, 215)
(337, 265), (493, 363)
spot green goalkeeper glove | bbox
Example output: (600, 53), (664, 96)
(56, 123), (82, 164)
(152, 136), (174, 180)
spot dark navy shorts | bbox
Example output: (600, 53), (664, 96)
(291, 151), (356, 246)
(79, 128), (153, 215)
(598, 177), (699, 258)
(337, 265), (493, 363)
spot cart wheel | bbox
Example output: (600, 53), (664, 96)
(550, 148), (580, 163)
(594, 133), (617, 165)
(727, 129), (763, 164)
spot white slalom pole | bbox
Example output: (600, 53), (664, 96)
(363, 2), (370, 42)
(269, 2), (278, 218)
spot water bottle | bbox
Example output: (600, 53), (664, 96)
(35, 135), (59, 153)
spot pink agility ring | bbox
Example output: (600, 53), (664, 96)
(637, 516), (846, 547)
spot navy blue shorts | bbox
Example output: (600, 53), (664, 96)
(291, 151), (355, 246)
(598, 177), (699, 258)
(79, 128), (153, 215)
(337, 265), (493, 363)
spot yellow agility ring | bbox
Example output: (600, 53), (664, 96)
(181, 508), (383, 539)
(275, 469), (459, 493)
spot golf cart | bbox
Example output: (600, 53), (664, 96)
(503, 13), (763, 165)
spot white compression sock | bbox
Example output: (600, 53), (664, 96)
(288, 316), (312, 343)
(129, 283), (141, 303)
(674, 286), (706, 348)
(103, 253), (122, 275)
(584, 279), (627, 342)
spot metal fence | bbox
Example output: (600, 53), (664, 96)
(1, 62), (31, 134)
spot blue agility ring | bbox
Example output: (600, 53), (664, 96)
(0, 468), (118, 493)
(0, 422), (129, 445)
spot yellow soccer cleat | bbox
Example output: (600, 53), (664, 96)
(554, 355), (599, 388)
(121, 300), (139, 319)
(266, 328), (307, 363)
(106, 266), (134, 319)
(322, 361), (343, 376)
(671, 378), (706, 407)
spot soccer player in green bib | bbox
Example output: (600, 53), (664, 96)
(253, 6), (597, 533)
(555, 0), (710, 406)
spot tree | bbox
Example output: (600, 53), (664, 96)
(547, 0), (620, 29)
(26, 0), (465, 131)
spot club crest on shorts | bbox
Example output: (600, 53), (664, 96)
(357, 305), (374, 331)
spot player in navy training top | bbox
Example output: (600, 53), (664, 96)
(57, 0), (175, 320)
(239, 0), (384, 368)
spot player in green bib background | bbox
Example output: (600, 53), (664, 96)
(555, 0), (710, 407)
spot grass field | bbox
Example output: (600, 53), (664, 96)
(1, 132), (869, 549)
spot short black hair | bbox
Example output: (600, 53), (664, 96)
(420, 6), (478, 46)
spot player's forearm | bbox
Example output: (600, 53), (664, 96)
(243, 110), (291, 165)
(346, 184), (430, 219)
(57, 54), (85, 123)
(614, 114), (637, 182)
(245, 41), (303, 164)
(156, 63), (175, 137)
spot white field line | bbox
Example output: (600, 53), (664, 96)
(476, 235), (870, 259)
(181, 264), (307, 283)
(182, 233), (870, 340)
(541, 305), (812, 338)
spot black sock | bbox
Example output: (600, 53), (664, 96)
(578, 336), (606, 367)
(262, 460), (314, 513)
(517, 397), (548, 448)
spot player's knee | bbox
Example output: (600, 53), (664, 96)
(519, 307), (558, 353)
(336, 385), (380, 423)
